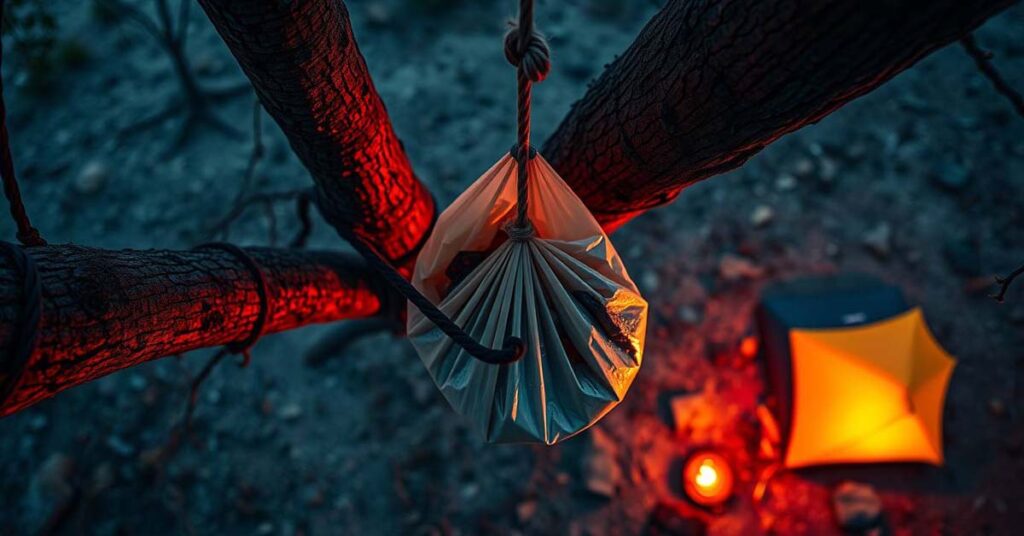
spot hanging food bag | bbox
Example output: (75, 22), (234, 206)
(408, 153), (648, 445)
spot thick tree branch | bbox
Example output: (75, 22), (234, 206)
(0, 246), (387, 416)
(196, 0), (435, 265)
(544, 0), (1020, 230)
(3, 0), (1020, 419)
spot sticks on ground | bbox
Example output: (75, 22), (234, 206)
(100, 0), (248, 148)
(961, 34), (1024, 118)
(960, 34), (1023, 303)
(992, 264), (1024, 303)
(205, 100), (314, 247)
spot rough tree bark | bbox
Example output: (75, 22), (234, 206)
(195, 0), (435, 265)
(544, 0), (1020, 230)
(0, 246), (386, 416)
(1, 0), (1018, 416)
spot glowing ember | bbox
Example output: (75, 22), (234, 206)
(695, 462), (718, 487)
(683, 451), (734, 507)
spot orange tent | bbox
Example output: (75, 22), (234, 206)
(784, 308), (956, 468)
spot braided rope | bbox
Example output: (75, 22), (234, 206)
(0, 0), (45, 247)
(195, 243), (269, 366)
(503, 0), (550, 228)
(326, 1), (551, 366)
(0, 241), (42, 407)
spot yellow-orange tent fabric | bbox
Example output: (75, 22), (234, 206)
(784, 308), (956, 468)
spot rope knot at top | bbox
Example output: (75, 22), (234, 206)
(503, 23), (550, 83)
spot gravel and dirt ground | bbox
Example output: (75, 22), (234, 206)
(1, 1), (1023, 534)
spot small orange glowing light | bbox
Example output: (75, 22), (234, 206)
(683, 451), (734, 507)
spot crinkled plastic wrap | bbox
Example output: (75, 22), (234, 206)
(408, 153), (648, 445)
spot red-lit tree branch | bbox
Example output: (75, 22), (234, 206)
(196, 0), (435, 266)
(544, 0), (1019, 231)
(0, 246), (387, 416)
(1, 0), (1019, 417)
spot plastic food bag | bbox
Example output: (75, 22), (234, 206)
(408, 153), (648, 444)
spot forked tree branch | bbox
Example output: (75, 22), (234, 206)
(0, 246), (388, 416)
(543, 0), (1020, 230)
(196, 0), (436, 266)
(2, 0), (1021, 417)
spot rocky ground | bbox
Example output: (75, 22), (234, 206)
(1, 0), (1023, 535)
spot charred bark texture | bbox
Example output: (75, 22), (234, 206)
(196, 0), (435, 264)
(544, 0), (1019, 230)
(0, 246), (384, 416)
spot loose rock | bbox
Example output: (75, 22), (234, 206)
(718, 254), (764, 281)
(750, 205), (775, 228)
(862, 223), (892, 259)
(668, 391), (719, 443)
(582, 428), (621, 498)
(75, 161), (108, 195)
(365, 2), (393, 26)
(279, 402), (303, 421)
(775, 173), (797, 191)
(832, 481), (882, 531)
(516, 499), (538, 523)
(931, 159), (971, 191)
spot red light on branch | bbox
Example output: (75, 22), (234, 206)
(683, 451), (734, 507)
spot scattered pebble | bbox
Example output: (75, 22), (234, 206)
(718, 254), (764, 281)
(793, 157), (815, 177)
(931, 159), (971, 191)
(832, 481), (882, 531)
(106, 436), (135, 458)
(775, 173), (797, 191)
(128, 374), (148, 392)
(31, 453), (75, 503)
(90, 463), (115, 495)
(365, 2), (393, 26)
(677, 305), (703, 325)
(668, 391), (719, 443)
(750, 205), (775, 228)
(75, 161), (108, 195)
(818, 156), (838, 183)
(862, 223), (892, 259)
(27, 414), (48, 432)
(582, 428), (621, 498)
(516, 499), (538, 523)
(640, 269), (660, 292)
(988, 398), (1007, 418)
(278, 402), (303, 421)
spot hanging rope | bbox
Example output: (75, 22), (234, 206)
(0, 0), (45, 247)
(329, 0), (549, 366)
(339, 227), (525, 365)
(504, 0), (550, 228)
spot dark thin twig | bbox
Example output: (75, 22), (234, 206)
(219, 98), (265, 226)
(960, 34), (1024, 303)
(151, 348), (230, 465)
(992, 264), (1024, 303)
(100, 0), (244, 146)
(205, 103), (315, 246)
(290, 190), (313, 248)
(960, 34), (1024, 118)
(205, 189), (308, 241)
